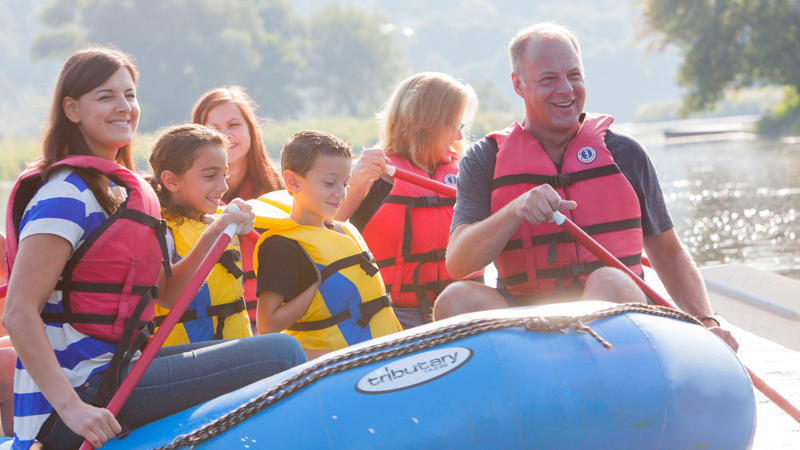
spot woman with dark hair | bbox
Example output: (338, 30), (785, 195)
(191, 86), (284, 329)
(2, 46), (305, 450)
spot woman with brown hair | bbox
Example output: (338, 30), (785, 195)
(336, 72), (484, 329)
(191, 86), (284, 327)
(2, 46), (304, 449)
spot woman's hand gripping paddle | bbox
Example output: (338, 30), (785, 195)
(79, 206), (242, 450)
(388, 163), (800, 425)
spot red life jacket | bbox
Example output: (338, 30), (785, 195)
(489, 113), (643, 297)
(361, 155), (483, 323)
(6, 155), (171, 405)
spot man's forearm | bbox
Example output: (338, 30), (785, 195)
(446, 202), (524, 279)
(654, 248), (713, 318)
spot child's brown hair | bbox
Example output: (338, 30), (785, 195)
(281, 130), (353, 177)
(148, 123), (229, 222)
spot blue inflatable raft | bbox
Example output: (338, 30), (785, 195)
(20, 301), (760, 449)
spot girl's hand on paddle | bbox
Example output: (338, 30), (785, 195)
(214, 199), (256, 235)
(350, 147), (390, 191)
(707, 325), (739, 353)
(512, 184), (577, 225)
(61, 401), (121, 448)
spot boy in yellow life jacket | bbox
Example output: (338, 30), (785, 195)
(254, 131), (401, 360)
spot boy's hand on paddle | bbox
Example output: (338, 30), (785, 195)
(707, 325), (739, 353)
(216, 199), (256, 235)
(350, 147), (390, 191)
(512, 184), (577, 226)
(61, 401), (121, 448)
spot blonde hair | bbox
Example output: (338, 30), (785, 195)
(378, 72), (478, 173)
(509, 22), (583, 83)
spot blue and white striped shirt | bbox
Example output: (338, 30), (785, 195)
(12, 169), (122, 449)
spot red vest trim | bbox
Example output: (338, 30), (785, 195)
(489, 113), (643, 297)
(361, 155), (483, 322)
(6, 156), (170, 343)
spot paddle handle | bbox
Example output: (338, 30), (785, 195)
(0, 284), (6, 299)
(79, 208), (240, 450)
(387, 165), (458, 199)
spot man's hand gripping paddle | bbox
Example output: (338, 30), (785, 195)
(78, 206), (242, 449)
(386, 163), (800, 424)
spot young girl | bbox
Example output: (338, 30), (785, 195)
(2, 46), (305, 450)
(149, 124), (252, 346)
(191, 86), (284, 331)
(336, 73), (484, 329)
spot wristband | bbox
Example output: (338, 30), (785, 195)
(699, 316), (721, 328)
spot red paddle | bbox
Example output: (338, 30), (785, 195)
(0, 284), (6, 299)
(79, 207), (242, 450)
(389, 163), (800, 424)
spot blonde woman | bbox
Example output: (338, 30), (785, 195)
(336, 72), (484, 328)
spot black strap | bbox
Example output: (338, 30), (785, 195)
(287, 294), (393, 331)
(243, 270), (256, 281)
(319, 252), (379, 283)
(212, 297), (248, 340)
(93, 287), (156, 408)
(122, 210), (172, 278)
(384, 274), (485, 295)
(218, 249), (244, 279)
(376, 248), (446, 269)
(503, 218), (642, 252)
(153, 297), (247, 328)
(246, 300), (258, 310)
(497, 254), (642, 288)
(492, 164), (621, 190)
(382, 195), (457, 208)
(54, 281), (159, 296)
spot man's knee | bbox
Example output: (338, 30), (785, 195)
(433, 281), (507, 321)
(582, 267), (646, 304)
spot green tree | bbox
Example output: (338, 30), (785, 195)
(33, 0), (305, 130)
(305, 3), (409, 116)
(639, 0), (800, 114)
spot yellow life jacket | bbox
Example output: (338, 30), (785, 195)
(154, 215), (252, 346)
(251, 191), (402, 351)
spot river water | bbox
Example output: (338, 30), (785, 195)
(1, 122), (799, 447)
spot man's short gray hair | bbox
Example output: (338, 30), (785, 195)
(509, 22), (583, 81)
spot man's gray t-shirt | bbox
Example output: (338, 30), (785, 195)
(451, 128), (674, 236)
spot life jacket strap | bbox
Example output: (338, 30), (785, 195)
(492, 164), (622, 190)
(384, 274), (485, 295)
(287, 294), (393, 331)
(121, 209), (173, 278)
(153, 297), (247, 329)
(218, 249), (244, 279)
(376, 248), (446, 269)
(502, 218), (642, 253)
(320, 251), (379, 282)
(243, 270), (257, 281)
(496, 255), (642, 289)
(54, 280), (159, 297)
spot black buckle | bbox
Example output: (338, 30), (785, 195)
(563, 263), (586, 279)
(151, 284), (159, 300)
(428, 249), (447, 262)
(233, 297), (247, 313)
(549, 173), (576, 189)
(418, 196), (440, 208)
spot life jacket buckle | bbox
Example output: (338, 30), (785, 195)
(429, 249), (447, 262)
(563, 263), (586, 279)
(418, 196), (440, 208)
(550, 172), (576, 189)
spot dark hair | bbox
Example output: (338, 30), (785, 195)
(38, 45), (139, 215)
(281, 130), (353, 177)
(148, 124), (229, 222)
(191, 85), (283, 202)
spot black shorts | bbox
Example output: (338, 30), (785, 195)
(496, 281), (585, 307)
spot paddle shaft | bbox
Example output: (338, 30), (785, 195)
(79, 214), (240, 450)
(0, 284), (5, 299)
(390, 164), (800, 424)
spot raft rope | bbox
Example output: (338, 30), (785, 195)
(155, 303), (700, 450)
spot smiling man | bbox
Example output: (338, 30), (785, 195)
(434, 22), (737, 350)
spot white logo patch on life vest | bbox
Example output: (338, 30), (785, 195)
(443, 173), (458, 186)
(577, 146), (597, 164)
(355, 347), (473, 394)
